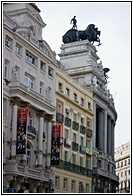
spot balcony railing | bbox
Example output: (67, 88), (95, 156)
(56, 112), (64, 123)
(27, 125), (36, 135)
(86, 128), (93, 137)
(72, 121), (79, 131)
(72, 142), (78, 151)
(58, 160), (92, 176)
(65, 117), (71, 127)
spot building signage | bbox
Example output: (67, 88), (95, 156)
(16, 108), (28, 154)
(51, 125), (61, 165)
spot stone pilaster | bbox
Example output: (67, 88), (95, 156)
(45, 114), (53, 167)
(36, 110), (45, 168)
(10, 97), (20, 160)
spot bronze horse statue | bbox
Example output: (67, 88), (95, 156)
(62, 24), (101, 46)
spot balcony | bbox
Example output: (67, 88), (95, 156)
(80, 145), (86, 154)
(56, 112), (64, 123)
(72, 121), (79, 131)
(64, 138), (71, 148)
(86, 128), (93, 137)
(72, 142), (78, 151)
(80, 125), (86, 134)
(92, 167), (119, 182)
(27, 126), (36, 139)
(65, 117), (71, 127)
(58, 160), (92, 176)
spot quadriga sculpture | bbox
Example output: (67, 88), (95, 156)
(62, 24), (101, 46)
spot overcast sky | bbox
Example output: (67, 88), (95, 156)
(36, 2), (131, 148)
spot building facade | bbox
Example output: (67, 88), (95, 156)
(59, 39), (119, 192)
(3, 3), (58, 193)
(52, 67), (93, 193)
(115, 142), (130, 193)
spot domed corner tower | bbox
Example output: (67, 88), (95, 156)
(58, 33), (119, 192)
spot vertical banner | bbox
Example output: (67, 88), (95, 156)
(51, 125), (61, 165)
(16, 108), (28, 154)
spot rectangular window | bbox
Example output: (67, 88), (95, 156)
(80, 136), (84, 146)
(87, 159), (91, 169)
(28, 111), (32, 126)
(24, 73), (34, 89)
(48, 66), (53, 77)
(64, 151), (68, 162)
(63, 178), (67, 189)
(71, 180), (75, 191)
(26, 51), (37, 66)
(73, 113), (77, 121)
(55, 176), (59, 187)
(65, 108), (69, 117)
(65, 129), (69, 138)
(73, 133), (76, 142)
(5, 36), (12, 49)
(57, 105), (61, 113)
(40, 61), (46, 72)
(59, 83), (63, 92)
(15, 43), (21, 55)
(128, 159), (130, 165)
(66, 88), (70, 96)
(86, 184), (89, 193)
(81, 98), (84, 106)
(121, 161), (123, 167)
(40, 82), (44, 94)
(86, 140), (91, 148)
(121, 172), (123, 177)
(74, 93), (77, 101)
(3, 59), (9, 78)
(72, 154), (76, 164)
(88, 102), (91, 110)
(81, 117), (84, 125)
(80, 156), (84, 167)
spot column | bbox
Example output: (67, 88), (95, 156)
(111, 120), (114, 157)
(46, 114), (53, 167)
(98, 109), (104, 151)
(10, 97), (20, 159)
(37, 111), (44, 167)
(104, 110), (107, 153)
(93, 102), (96, 148)
(107, 116), (112, 154)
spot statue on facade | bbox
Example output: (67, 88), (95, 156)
(62, 21), (101, 46)
(70, 16), (77, 29)
(103, 68), (110, 83)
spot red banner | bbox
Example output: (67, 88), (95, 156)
(16, 108), (28, 154)
(51, 125), (61, 165)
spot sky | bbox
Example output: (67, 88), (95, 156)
(36, 2), (131, 148)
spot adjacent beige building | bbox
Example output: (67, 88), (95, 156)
(114, 142), (130, 193)
(52, 68), (94, 193)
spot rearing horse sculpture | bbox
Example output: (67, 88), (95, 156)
(62, 24), (101, 46)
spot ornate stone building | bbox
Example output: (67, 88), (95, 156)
(59, 39), (119, 192)
(3, 3), (58, 193)
(53, 67), (93, 193)
(115, 142), (130, 193)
